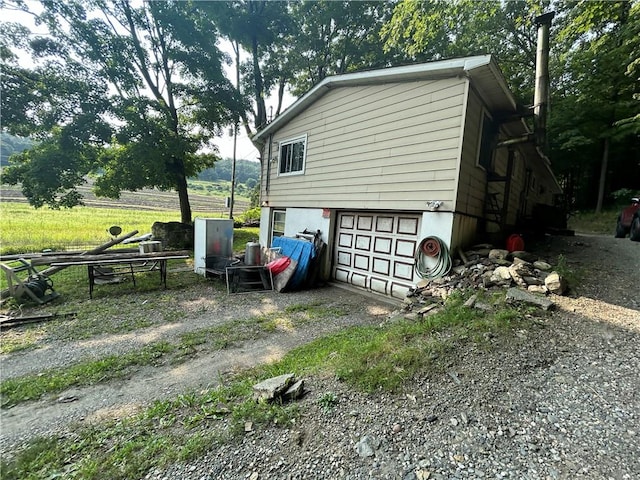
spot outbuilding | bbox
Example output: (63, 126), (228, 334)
(253, 51), (561, 299)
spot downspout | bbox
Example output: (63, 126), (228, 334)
(265, 134), (273, 195)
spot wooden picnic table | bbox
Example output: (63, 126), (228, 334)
(52, 254), (189, 298)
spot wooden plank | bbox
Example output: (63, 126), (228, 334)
(37, 230), (140, 277)
(39, 250), (191, 266)
(51, 254), (189, 267)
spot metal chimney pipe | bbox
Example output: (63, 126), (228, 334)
(533, 12), (554, 151)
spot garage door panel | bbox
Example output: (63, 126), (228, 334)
(372, 258), (390, 275)
(391, 282), (410, 298)
(335, 268), (350, 283)
(337, 251), (351, 266)
(373, 237), (392, 254)
(393, 261), (414, 281)
(354, 254), (370, 271)
(351, 272), (368, 288)
(395, 239), (417, 258)
(355, 235), (371, 250)
(341, 215), (355, 229)
(334, 212), (419, 298)
(357, 216), (373, 230)
(370, 277), (388, 295)
(376, 217), (394, 232)
(398, 217), (419, 235)
(339, 233), (353, 247)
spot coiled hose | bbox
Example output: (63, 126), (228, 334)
(414, 236), (452, 279)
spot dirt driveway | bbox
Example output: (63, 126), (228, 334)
(0, 281), (397, 450)
(1, 233), (639, 479)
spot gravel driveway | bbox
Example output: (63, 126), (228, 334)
(2, 234), (639, 479)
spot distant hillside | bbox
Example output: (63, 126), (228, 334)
(1, 134), (260, 188)
(1, 133), (34, 166)
(196, 159), (260, 185)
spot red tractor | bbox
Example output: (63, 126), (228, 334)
(615, 197), (640, 241)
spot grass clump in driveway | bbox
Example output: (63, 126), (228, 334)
(0, 342), (175, 407)
(1, 292), (538, 480)
(264, 291), (527, 392)
(1, 302), (349, 408)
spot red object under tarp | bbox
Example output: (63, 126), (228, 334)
(266, 256), (291, 276)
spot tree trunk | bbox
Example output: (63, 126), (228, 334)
(175, 169), (192, 224)
(595, 137), (609, 214)
(252, 35), (267, 129)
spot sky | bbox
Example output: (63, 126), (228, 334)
(1, 1), (296, 162)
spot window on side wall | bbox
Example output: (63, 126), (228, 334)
(272, 210), (286, 238)
(278, 135), (307, 175)
(477, 112), (497, 171)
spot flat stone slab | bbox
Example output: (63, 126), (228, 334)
(506, 287), (553, 310)
(253, 373), (295, 401)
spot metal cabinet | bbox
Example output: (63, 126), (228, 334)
(193, 218), (234, 276)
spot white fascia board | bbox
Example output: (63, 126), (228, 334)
(486, 58), (518, 111)
(253, 55), (494, 142)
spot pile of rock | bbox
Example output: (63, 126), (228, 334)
(403, 245), (567, 318)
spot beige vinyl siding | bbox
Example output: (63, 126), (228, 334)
(456, 90), (487, 218)
(261, 79), (466, 210)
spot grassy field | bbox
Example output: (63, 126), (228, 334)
(0, 202), (257, 255)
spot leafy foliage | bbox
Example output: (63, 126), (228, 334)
(0, 133), (34, 166)
(196, 159), (261, 185)
(382, 0), (639, 210)
(1, 0), (240, 222)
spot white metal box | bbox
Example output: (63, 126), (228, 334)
(193, 218), (234, 276)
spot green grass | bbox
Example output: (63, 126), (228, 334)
(0, 342), (175, 407)
(0, 302), (348, 407)
(0, 202), (181, 254)
(0, 201), (258, 255)
(0, 292), (540, 480)
(567, 207), (620, 235)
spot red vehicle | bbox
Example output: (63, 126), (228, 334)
(615, 197), (640, 241)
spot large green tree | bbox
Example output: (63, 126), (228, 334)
(194, 0), (291, 155)
(285, 1), (400, 96)
(381, 0), (549, 103)
(550, 0), (639, 211)
(199, 1), (401, 156)
(1, 0), (239, 223)
(382, 0), (639, 210)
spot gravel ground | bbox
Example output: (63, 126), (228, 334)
(1, 234), (639, 479)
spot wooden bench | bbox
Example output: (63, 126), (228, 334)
(52, 254), (189, 298)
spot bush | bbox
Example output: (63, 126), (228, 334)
(241, 207), (261, 222)
(611, 188), (635, 205)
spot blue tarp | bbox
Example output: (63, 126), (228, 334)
(271, 236), (316, 290)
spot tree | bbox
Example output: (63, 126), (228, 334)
(381, 0), (548, 104)
(382, 0), (640, 210)
(285, 1), (400, 96)
(1, 0), (239, 223)
(195, 0), (292, 155)
(0, 133), (34, 166)
(550, 0), (640, 212)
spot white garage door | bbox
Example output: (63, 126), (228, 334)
(333, 212), (420, 298)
